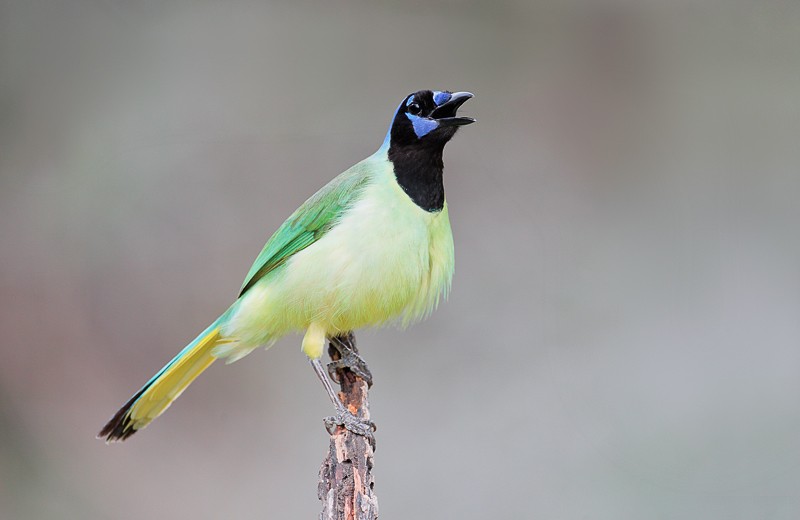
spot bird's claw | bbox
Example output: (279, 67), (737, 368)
(327, 333), (373, 387)
(327, 353), (374, 387)
(324, 410), (377, 447)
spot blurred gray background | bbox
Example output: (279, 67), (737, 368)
(2, 1), (799, 518)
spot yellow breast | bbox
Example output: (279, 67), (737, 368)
(224, 160), (454, 351)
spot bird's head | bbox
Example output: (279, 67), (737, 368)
(384, 90), (475, 152)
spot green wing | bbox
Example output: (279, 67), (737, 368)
(239, 165), (372, 296)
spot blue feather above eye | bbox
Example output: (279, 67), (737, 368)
(433, 91), (451, 106)
(406, 113), (438, 138)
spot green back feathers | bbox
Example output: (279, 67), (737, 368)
(239, 163), (373, 296)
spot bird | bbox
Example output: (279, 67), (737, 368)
(98, 89), (475, 442)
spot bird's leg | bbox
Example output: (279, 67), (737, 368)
(310, 357), (375, 441)
(327, 332), (373, 388)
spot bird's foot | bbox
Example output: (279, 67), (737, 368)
(327, 353), (373, 388)
(327, 335), (373, 387)
(324, 410), (377, 447)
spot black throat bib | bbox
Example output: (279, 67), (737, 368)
(388, 144), (445, 212)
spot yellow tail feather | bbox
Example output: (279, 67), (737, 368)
(99, 324), (221, 442)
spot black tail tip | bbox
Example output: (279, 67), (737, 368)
(98, 409), (138, 442)
(98, 393), (142, 442)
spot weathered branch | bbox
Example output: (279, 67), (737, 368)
(318, 333), (378, 520)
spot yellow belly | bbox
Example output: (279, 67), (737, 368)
(220, 164), (454, 360)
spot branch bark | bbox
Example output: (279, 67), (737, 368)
(318, 333), (378, 520)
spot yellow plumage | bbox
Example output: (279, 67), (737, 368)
(220, 158), (454, 361)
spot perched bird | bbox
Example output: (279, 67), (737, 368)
(99, 89), (474, 442)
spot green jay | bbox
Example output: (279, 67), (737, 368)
(99, 90), (474, 442)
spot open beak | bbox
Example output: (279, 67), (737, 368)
(431, 92), (475, 127)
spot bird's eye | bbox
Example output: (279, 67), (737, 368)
(408, 102), (422, 115)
